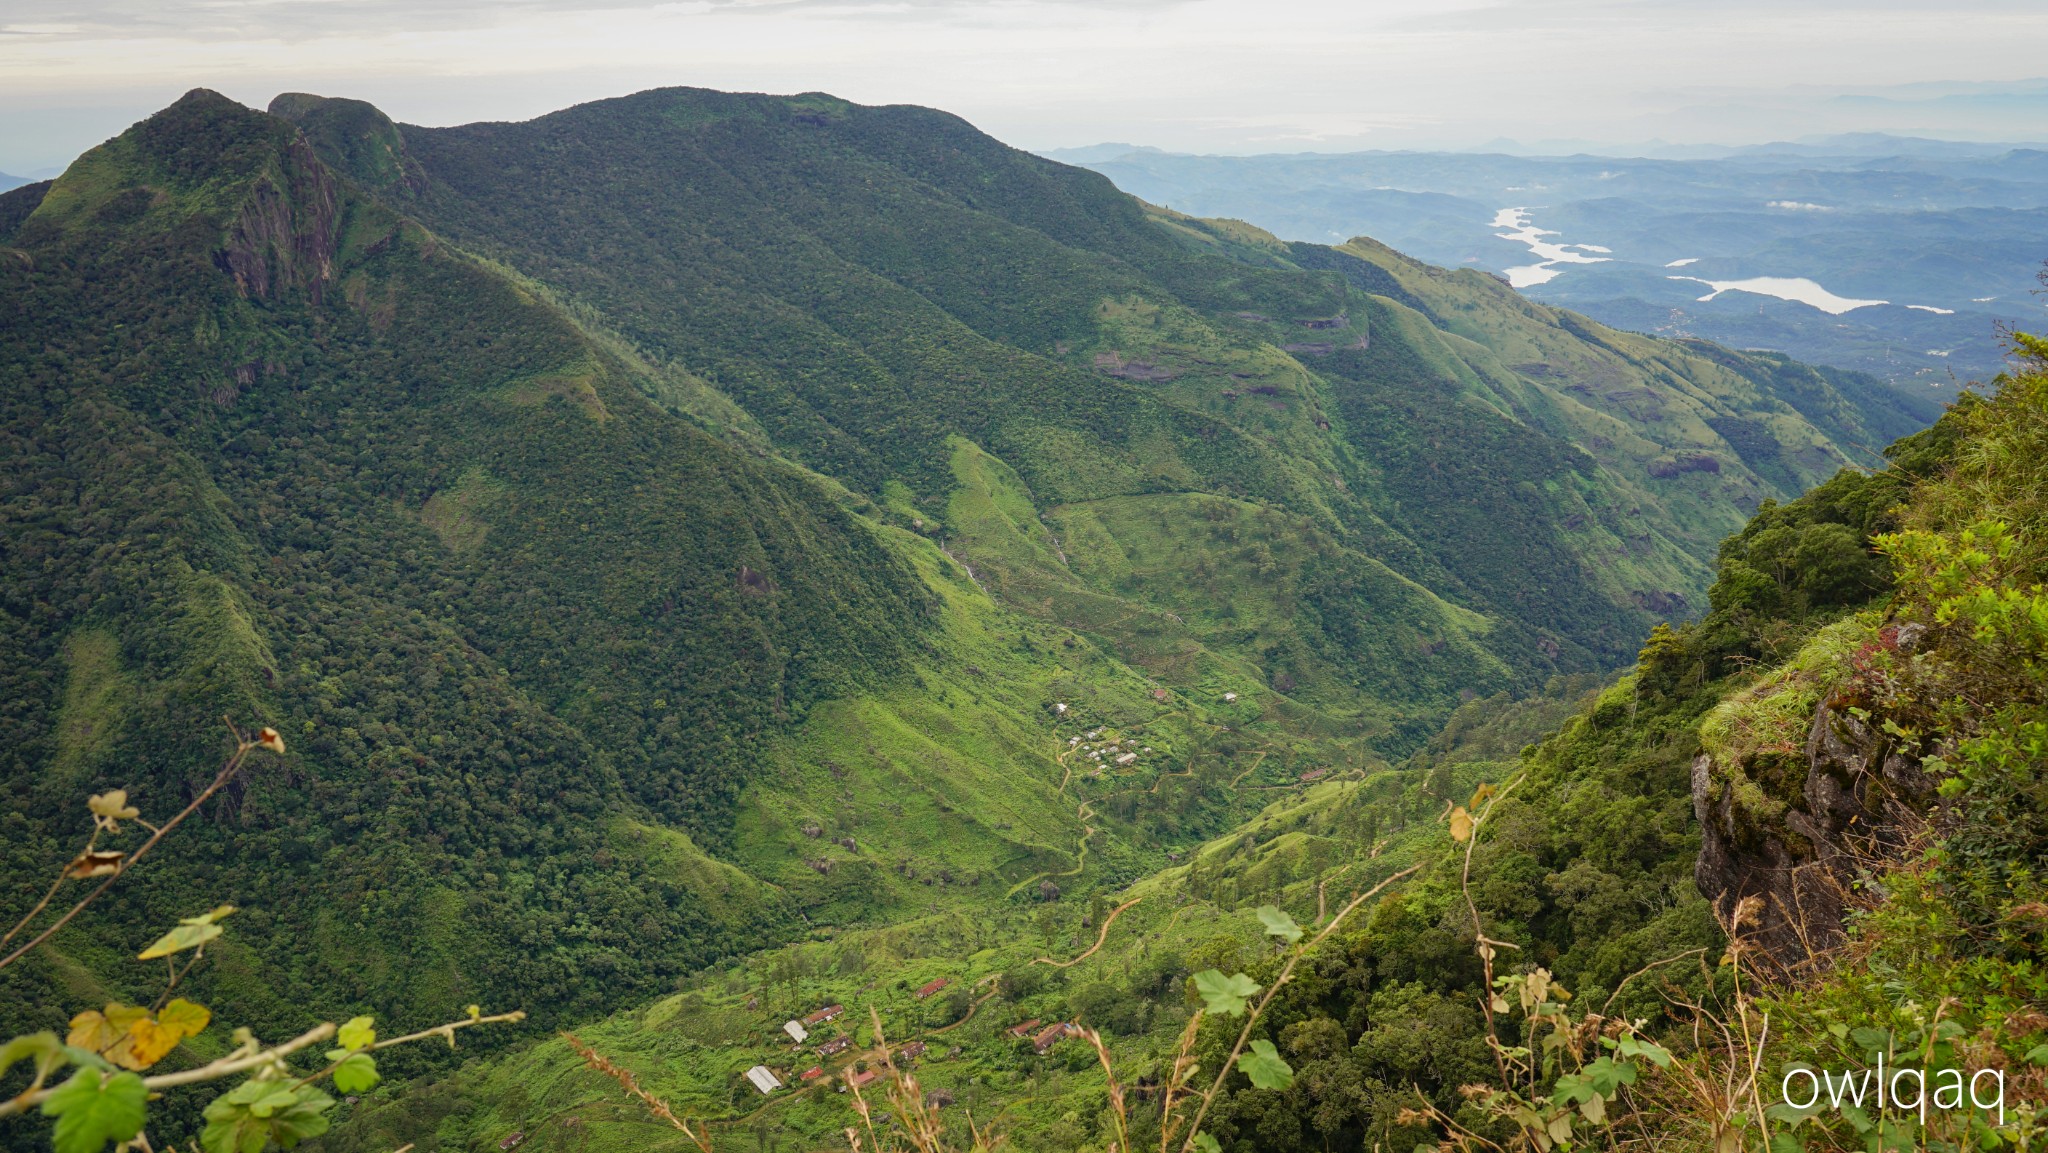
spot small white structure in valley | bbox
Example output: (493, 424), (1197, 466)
(783, 1020), (809, 1044)
(1223, 692), (1238, 702)
(1054, 702), (1069, 714)
(747, 1065), (784, 1095)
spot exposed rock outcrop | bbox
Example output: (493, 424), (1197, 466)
(1693, 696), (1943, 969)
(214, 136), (339, 302)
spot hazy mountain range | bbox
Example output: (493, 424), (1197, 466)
(1050, 134), (2048, 389)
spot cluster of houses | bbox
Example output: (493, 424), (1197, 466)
(739, 986), (1075, 1104)
(759, 993), (962, 1098)
(1068, 729), (1153, 776)
(1004, 1017), (1077, 1054)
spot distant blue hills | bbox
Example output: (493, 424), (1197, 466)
(1046, 135), (2048, 387)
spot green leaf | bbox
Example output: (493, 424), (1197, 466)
(336, 1016), (376, 1053)
(328, 1051), (380, 1094)
(1615, 1036), (1674, 1068)
(1192, 1133), (1222, 1153)
(1236, 1039), (1294, 1090)
(2026, 1044), (2048, 1066)
(137, 905), (236, 961)
(1553, 1067), (1622, 1124)
(1839, 1104), (1874, 1135)
(1192, 970), (1260, 1017)
(1580, 1055), (1639, 1096)
(202, 1081), (337, 1153)
(40, 1068), (147, 1153)
(0, 1031), (66, 1091)
(1255, 905), (1303, 944)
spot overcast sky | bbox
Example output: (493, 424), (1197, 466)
(4, 0), (2047, 175)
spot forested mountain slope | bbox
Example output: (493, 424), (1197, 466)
(0, 89), (937, 1037)
(324, 355), (2041, 1153)
(292, 85), (1931, 715)
(0, 84), (1945, 1148)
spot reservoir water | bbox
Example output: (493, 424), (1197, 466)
(1493, 208), (1609, 287)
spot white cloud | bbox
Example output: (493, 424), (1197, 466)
(2, 0), (2045, 173)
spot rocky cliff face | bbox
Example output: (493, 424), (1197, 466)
(1692, 623), (1945, 970)
(215, 135), (339, 302)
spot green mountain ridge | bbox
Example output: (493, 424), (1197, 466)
(0, 84), (1951, 1150)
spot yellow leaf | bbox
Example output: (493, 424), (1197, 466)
(71, 1004), (154, 1070)
(256, 727), (286, 754)
(66, 851), (124, 879)
(67, 1010), (119, 1053)
(1468, 782), (1496, 810)
(158, 998), (211, 1040)
(1448, 807), (1474, 843)
(124, 1017), (181, 1068)
(87, 790), (140, 830)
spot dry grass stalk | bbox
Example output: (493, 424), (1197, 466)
(844, 1006), (1003, 1153)
(561, 1031), (712, 1152)
(1074, 1026), (1129, 1153)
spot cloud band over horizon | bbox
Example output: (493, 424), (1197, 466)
(4, 0), (2046, 174)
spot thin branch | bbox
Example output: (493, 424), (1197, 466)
(371, 1010), (526, 1052)
(294, 1011), (528, 1089)
(0, 1023), (334, 1118)
(1599, 948), (1710, 1017)
(150, 947), (211, 1015)
(1314, 864), (1357, 926)
(1, 723), (263, 974)
(1459, 774), (1526, 1087)
(0, 1008), (527, 1118)
(3, 870), (74, 948)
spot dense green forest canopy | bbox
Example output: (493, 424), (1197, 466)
(0, 83), (1971, 1153)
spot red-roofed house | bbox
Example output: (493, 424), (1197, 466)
(915, 978), (950, 999)
(1006, 1018), (1041, 1038)
(1033, 1023), (1072, 1053)
(803, 1004), (845, 1026)
(799, 1066), (825, 1082)
(848, 1069), (880, 1089)
(818, 1036), (853, 1057)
